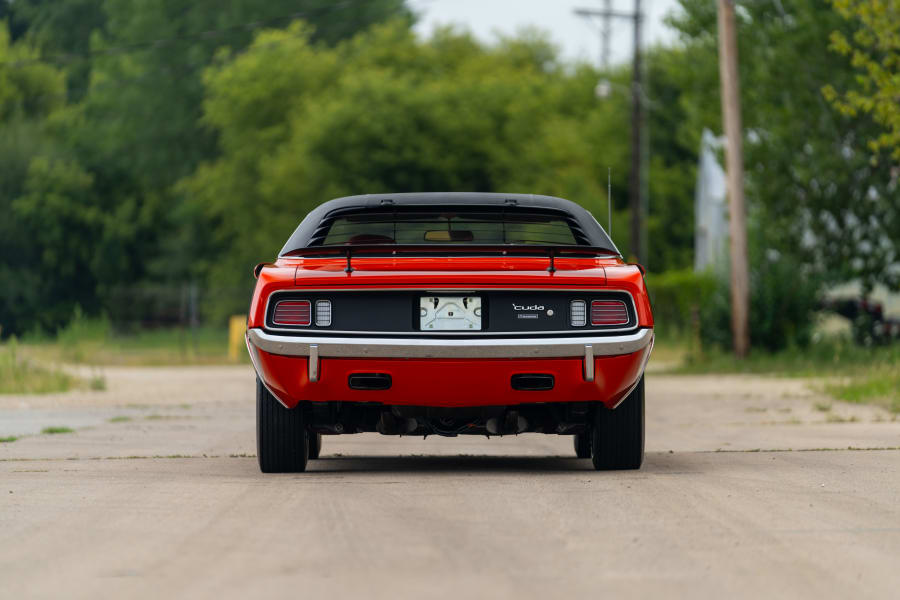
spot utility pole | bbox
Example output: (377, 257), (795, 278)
(717, 0), (750, 358)
(601, 0), (612, 68)
(574, 1), (645, 264)
(629, 0), (643, 265)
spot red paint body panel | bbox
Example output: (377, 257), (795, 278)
(248, 256), (653, 329)
(254, 347), (650, 410)
(249, 253), (653, 410)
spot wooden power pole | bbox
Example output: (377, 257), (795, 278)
(717, 0), (750, 357)
(574, 1), (645, 265)
(629, 0), (643, 265)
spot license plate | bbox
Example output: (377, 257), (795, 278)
(419, 296), (482, 330)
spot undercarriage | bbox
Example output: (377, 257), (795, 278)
(306, 401), (595, 437)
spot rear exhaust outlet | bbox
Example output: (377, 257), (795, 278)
(348, 373), (392, 391)
(510, 373), (554, 391)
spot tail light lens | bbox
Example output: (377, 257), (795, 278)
(570, 300), (587, 327)
(590, 300), (628, 326)
(315, 300), (332, 327)
(273, 300), (311, 326)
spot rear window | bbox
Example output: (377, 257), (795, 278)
(320, 210), (579, 246)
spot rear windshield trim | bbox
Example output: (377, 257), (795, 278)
(279, 196), (619, 256)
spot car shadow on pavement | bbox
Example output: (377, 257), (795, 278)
(306, 455), (590, 473)
(295, 452), (698, 474)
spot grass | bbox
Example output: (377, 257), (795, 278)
(0, 436), (18, 443)
(826, 367), (900, 414)
(656, 336), (900, 414)
(0, 341), (73, 394)
(41, 426), (74, 435)
(143, 414), (191, 421)
(21, 314), (243, 367)
(108, 416), (132, 423)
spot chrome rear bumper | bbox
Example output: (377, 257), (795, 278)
(246, 327), (654, 383)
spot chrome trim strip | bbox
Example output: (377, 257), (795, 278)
(610, 331), (654, 409)
(263, 288), (640, 335)
(247, 327), (653, 359)
(308, 344), (319, 382)
(584, 344), (594, 381)
(245, 332), (292, 408)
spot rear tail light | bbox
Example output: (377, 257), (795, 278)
(273, 300), (311, 326)
(570, 300), (587, 327)
(590, 300), (629, 326)
(315, 300), (332, 327)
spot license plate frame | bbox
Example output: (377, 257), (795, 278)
(419, 296), (482, 331)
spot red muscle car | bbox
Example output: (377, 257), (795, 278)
(246, 193), (653, 472)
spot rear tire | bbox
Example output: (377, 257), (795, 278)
(256, 377), (308, 473)
(573, 432), (592, 458)
(591, 375), (644, 470)
(308, 432), (322, 459)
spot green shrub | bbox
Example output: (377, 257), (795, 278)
(699, 248), (821, 352)
(0, 338), (73, 394)
(57, 306), (111, 346)
(54, 306), (111, 363)
(646, 269), (716, 339)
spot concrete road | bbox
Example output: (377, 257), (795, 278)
(2, 366), (899, 599)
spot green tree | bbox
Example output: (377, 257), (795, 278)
(0, 25), (66, 119)
(668, 0), (899, 295)
(2, 6), (703, 333)
(182, 22), (656, 316)
(3, 0), (107, 97)
(75, 1), (411, 284)
(823, 0), (900, 161)
(11, 157), (102, 330)
(0, 1), (413, 333)
(0, 24), (81, 335)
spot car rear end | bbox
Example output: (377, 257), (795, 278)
(246, 194), (653, 472)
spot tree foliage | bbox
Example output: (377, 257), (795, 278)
(4, 0), (895, 344)
(0, 1), (411, 335)
(668, 0), (899, 295)
(823, 0), (900, 161)
(181, 21), (663, 313)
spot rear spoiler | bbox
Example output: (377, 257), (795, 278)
(281, 244), (621, 274)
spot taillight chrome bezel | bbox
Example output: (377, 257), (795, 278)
(272, 299), (312, 327)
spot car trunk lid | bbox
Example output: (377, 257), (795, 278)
(291, 256), (608, 287)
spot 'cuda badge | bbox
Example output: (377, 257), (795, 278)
(512, 303), (544, 311)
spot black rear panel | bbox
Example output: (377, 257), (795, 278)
(265, 290), (637, 336)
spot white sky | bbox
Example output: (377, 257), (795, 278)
(409, 0), (682, 67)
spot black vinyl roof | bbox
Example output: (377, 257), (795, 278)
(279, 193), (619, 255)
